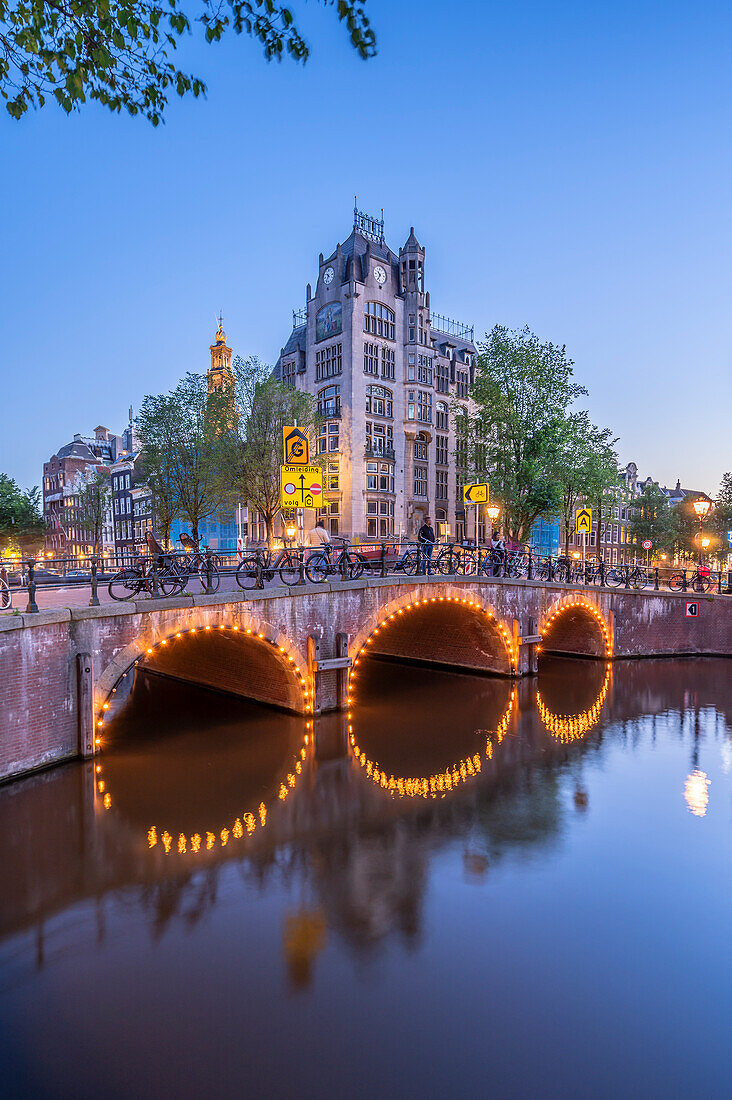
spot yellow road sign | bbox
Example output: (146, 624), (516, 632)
(283, 426), (310, 466)
(280, 465), (323, 509)
(463, 483), (488, 504)
(576, 507), (593, 535)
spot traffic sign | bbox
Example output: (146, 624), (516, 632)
(642, 540), (652, 550)
(463, 483), (488, 504)
(727, 530), (732, 546)
(576, 507), (592, 535)
(283, 426), (310, 466)
(685, 602), (699, 618)
(280, 465), (322, 508)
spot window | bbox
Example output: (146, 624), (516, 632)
(315, 343), (342, 380)
(281, 359), (297, 388)
(317, 385), (340, 419)
(435, 401), (448, 431)
(327, 462), (339, 491)
(366, 501), (378, 515)
(317, 419), (339, 454)
(436, 362), (450, 393)
(365, 384), (393, 418)
(417, 355), (433, 384)
(381, 346), (395, 380)
(366, 462), (378, 490)
(367, 518), (377, 538)
(414, 436), (428, 462)
(366, 461), (394, 493)
(435, 470), (448, 500)
(407, 389), (415, 420)
(414, 466), (428, 497)
(364, 302), (395, 341)
(407, 353), (416, 381)
(408, 313), (415, 342)
(455, 371), (469, 398)
(436, 434), (448, 466)
(366, 422), (393, 455)
(417, 390), (432, 423)
(364, 342), (379, 375)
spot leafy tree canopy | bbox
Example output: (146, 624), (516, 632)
(0, 472), (45, 553)
(1, 0), (376, 123)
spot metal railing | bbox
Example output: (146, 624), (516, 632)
(2, 544), (730, 613)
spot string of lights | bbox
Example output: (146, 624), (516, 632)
(538, 599), (612, 659)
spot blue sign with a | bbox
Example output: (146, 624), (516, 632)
(727, 530), (732, 545)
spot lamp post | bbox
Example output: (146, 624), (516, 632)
(285, 523), (297, 547)
(486, 503), (500, 533)
(692, 498), (712, 568)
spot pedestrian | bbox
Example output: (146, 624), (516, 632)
(491, 529), (505, 577)
(418, 515), (436, 574)
(308, 519), (332, 548)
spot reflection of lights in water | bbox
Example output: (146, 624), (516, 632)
(283, 910), (327, 988)
(348, 691), (515, 799)
(96, 728), (311, 856)
(536, 666), (611, 743)
(684, 768), (710, 817)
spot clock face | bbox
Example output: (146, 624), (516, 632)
(374, 265), (387, 285)
(323, 266), (335, 285)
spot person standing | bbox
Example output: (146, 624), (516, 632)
(308, 519), (332, 548)
(418, 516), (436, 574)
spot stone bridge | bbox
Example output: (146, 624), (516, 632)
(1, 575), (730, 781)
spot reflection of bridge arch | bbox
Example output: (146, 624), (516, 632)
(94, 724), (312, 857)
(94, 619), (312, 744)
(539, 597), (612, 660)
(350, 592), (516, 677)
(536, 665), (611, 742)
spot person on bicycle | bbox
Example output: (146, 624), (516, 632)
(308, 520), (331, 548)
(418, 516), (436, 574)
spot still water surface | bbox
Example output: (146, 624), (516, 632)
(1, 657), (731, 1098)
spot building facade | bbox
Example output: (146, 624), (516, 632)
(275, 207), (476, 542)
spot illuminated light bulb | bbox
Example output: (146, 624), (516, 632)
(147, 648), (153, 655)
(206, 831), (216, 850)
(279, 646), (285, 652)
(220, 828), (229, 846)
(205, 625), (211, 631)
(161, 640), (167, 646)
(94, 738), (101, 746)
(191, 833), (201, 852)
(95, 765), (101, 773)
(147, 826), (157, 848)
(258, 633), (264, 639)
(246, 628), (252, 634)
(244, 813), (256, 833)
(97, 780), (105, 793)
(102, 702), (109, 710)
(190, 628), (196, 634)
(178, 834), (187, 854)
(162, 831), (172, 853)
(176, 632), (181, 638)
(233, 625), (239, 631)
(97, 719), (104, 728)
(233, 818), (243, 839)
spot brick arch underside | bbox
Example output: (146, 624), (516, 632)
(138, 632), (304, 713)
(541, 607), (606, 659)
(367, 602), (512, 676)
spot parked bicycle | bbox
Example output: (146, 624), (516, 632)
(605, 564), (651, 590)
(306, 537), (365, 583)
(668, 568), (715, 593)
(108, 553), (182, 600)
(235, 546), (303, 589)
(175, 533), (222, 593)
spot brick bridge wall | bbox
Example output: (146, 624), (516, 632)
(1, 577), (730, 782)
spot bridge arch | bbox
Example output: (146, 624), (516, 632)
(539, 596), (612, 660)
(94, 615), (311, 743)
(349, 589), (515, 678)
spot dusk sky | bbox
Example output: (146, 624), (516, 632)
(1, 0), (730, 493)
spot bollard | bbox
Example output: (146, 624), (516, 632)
(150, 555), (160, 599)
(527, 549), (533, 581)
(25, 559), (38, 614)
(380, 541), (387, 578)
(584, 562), (589, 586)
(624, 566), (631, 589)
(298, 546), (306, 586)
(682, 569), (688, 592)
(599, 560), (605, 588)
(340, 546), (348, 581)
(726, 570), (732, 595)
(89, 555), (100, 607)
(654, 567), (660, 592)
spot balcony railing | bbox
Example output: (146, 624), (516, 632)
(317, 400), (341, 419)
(365, 444), (395, 459)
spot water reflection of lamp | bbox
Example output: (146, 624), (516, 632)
(684, 769), (710, 817)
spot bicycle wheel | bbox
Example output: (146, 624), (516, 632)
(109, 568), (142, 601)
(631, 570), (649, 590)
(434, 549), (455, 575)
(236, 556), (262, 589)
(157, 562), (187, 596)
(691, 574), (712, 594)
(279, 551), (302, 586)
(605, 568), (624, 588)
(668, 572), (684, 592)
(400, 550), (420, 576)
(194, 562), (221, 592)
(305, 552), (330, 584)
(344, 552), (364, 581)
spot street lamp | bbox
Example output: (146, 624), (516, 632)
(485, 504), (500, 540)
(285, 523), (297, 546)
(692, 498), (712, 567)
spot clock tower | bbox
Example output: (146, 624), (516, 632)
(208, 315), (233, 394)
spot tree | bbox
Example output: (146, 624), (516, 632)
(64, 467), (110, 555)
(458, 325), (588, 541)
(711, 472), (732, 543)
(628, 482), (676, 556)
(553, 414), (618, 556)
(229, 355), (318, 548)
(137, 372), (232, 544)
(137, 393), (181, 547)
(0, 473), (45, 554)
(2, 0), (376, 123)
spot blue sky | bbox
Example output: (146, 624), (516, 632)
(1, 0), (730, 492)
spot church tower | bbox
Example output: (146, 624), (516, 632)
(208, 315), (233, 394)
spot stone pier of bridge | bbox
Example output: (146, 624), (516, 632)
(1, 576), (730, 783)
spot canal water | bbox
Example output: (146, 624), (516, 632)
(1, 657), (731, 1098)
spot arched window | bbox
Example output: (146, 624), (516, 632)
(317, 386), (340, 454)
(317, 385), (340, 419)
(436, 401), (449, 430)
(364, 302), (395, 341)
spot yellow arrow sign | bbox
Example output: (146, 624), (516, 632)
(463, 483), (488, 504)
(281, 465), (323, 509)
(576, 507), (593, 535)
(283, 426), (310, 466)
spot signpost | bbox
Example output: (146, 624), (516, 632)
(280, 465), (323, 510)
(576, 507), (592, 563)
(642, 539), (652, 571)
(463, 483), (489, 550)
(685, 601), (699, 618)
(283, 426), (310, 466)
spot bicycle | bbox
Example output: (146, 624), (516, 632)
(605, 564), (650, 590)
(668, 568), (714, 593)
(305, 538), (365, 583)
(108, 554), (182, 600)
(235, 546), (303, 589)
(176, 536), (222, 593)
